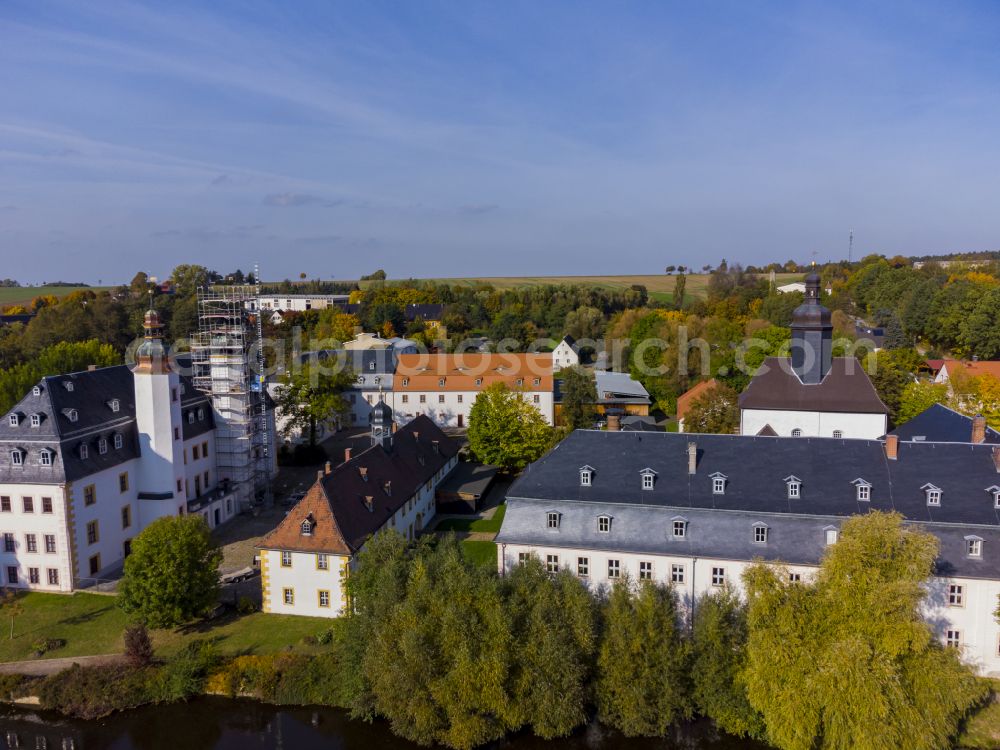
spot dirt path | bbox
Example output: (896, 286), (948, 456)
(0, 653), (125, 676)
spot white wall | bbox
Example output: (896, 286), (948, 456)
(396, 391), (554, 427)
(552, 342), (579, 370)
(0, 482), (75, 591)
(740, 408), (887, 440)
(262, 548), (350, 616)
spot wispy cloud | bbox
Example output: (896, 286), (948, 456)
(210, 173), (250, 187)
(263, 193), (344, 208)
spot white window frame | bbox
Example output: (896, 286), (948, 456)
(923, 484), (942, 507)
(39, 449), (53, 467)
(113, 434), (123, 450)
(642, 472), (655, 490)
(712, 477), (725, 494)
(7, 415), (17, 427)
(672, 519), (686, 539)
(711, 567), (725, 586)
(580, 468), (593, 487)
(607, 559), (620, 579)
(577, 557), (589, 577)
(98, 438), (108, 455)
(791, 428), (802, 437)
(546, 511), (560, 529)
(753, 524), (768, 544)
(671, 564), (685, 584)
(597, 515), (611, 533)
(80, 443), (89, 459)
(30, 414), (40, 427)
(948, 583), (964, 607)
(967, 537), (983, 558)
(639, 561), (653, 580)
(546, 554), (559, 573)
(946, 629), (961, 648)
(10, 449), (24, 466)
(825, 527), (838, 545)
(833, 430), (843, 439)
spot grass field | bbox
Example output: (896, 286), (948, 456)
(0, 286), (113, 308)
(461, 540), (499, 569)
(0, 592), (331, 663)
(434, 504), (506, 534)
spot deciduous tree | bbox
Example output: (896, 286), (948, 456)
(274, 362), (352, 447)
(559, 367), (597, 431)
(467, 383), (552, 471)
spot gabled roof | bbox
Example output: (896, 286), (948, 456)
(938, 360), (1000, 381)
(258, 415), (459, 554)
(739, 357), (888, 415)
(593, 371), (650, 403)
(889, 403), (1000, 445)
(676, 379), (718, 422)
(395, 353), (553, 392)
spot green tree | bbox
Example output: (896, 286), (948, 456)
(673, 273), (686, 309)
(743, 512), (986, 750)
(683, 382), (739, 434)
(692, 587), (764, 738)
(897, 381), (949, 424)
(467, 383), (552, 471)
(595, 579), (691, 736)
(559, 367), (597, 430)
(563, 306), (604, 341)
(962, 287), (1000, 359)
(118, 516), (222, 628)
(275, 362), (352, 447)
(0, 340), (120, 414)
(169, 264), (210, 296)
(863, 351), (914, 424)
(504, 557), (597, 738)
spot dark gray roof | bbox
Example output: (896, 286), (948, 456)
(621, 416), (659, 431)
(506, 430), (1000, 526)
(739, 357), (888, 414)
(0, 364), (212, 483)
(889, 403), (1000, 445)
(296, 348), (397, 374)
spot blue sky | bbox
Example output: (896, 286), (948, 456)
(1, 1), (999, 284)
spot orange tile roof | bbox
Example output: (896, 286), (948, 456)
(395, 353), (553, 392)
(676, 379), (718, 421)
(941, 360), (1000, 380)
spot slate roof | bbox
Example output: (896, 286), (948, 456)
(258, 415), (459, 554)
(297, 348), (398, 374)
(739, 357), (888, 414)
(499, 429), (1000, 579)
(889, 403), (1000, 445)
(593, 371), (650, 404)
(0, 363), (212, 483)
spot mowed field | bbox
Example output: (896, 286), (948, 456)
(0, 286), (113, 308)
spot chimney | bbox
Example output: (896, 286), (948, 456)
(392, 421), (399, 434)
(363, 495), (374, 512)
(687, 442), (697, 475)
(324, 461), (332, 475)
(316, 469), (324, 481)
(993, 447), (1000, 473)
(885, 434), (899, 460)
(972, 415), (986, 444)
(359, 466), (368, 481)
(607, 414), (621, 432)
(344, 447), (352, 463)
(87, 364), (97, 372)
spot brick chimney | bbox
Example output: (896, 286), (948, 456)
(972, 415), (986, 444)
(324, 461), (332, 475)
(607, 414), (621, 432)
(344, 447), (352, 463)
(87, 364), (97, 372)
(316, 469), (324, 481)
(994, 447), (1000, 473)
(885, 434), (899, 460)
(687, 442), (697, 475)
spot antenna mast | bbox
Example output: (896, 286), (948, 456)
(848, 230), (854, 263)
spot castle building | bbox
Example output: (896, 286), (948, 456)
(739, 274), (888, 439)
(0, 310), (274, 590)
(257, 400), (458, 617)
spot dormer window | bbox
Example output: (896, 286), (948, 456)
(7, 415), (17, 427)
(197, 408), (204, 421)
(10, 449), (24, 466)
(109, 399), (120, 413)
(597, 515), (611, 533)
(671, 517), (687, 539)
(475, 378), (483, 386)
(516, 378), (523, 386)
(784, 476), (801, 499)
(300, 516), (315, 536)
(579, 466), (594, 487)
(402, 378), (409, 386)
(833, 430), (843, 439)
(188, 412), (195, 424)
(753, 523), (769, 544)
(39, 448), (53, 467)
(852, 478), (871, 501)
(79, 443), (88, 459)
(825, 527), (838, 545)
(640, 468), (656, 490)
(533, 378), (540, 386)
(989, 486), (1000, 509)
(710, 472), (727, 495)
(547, 511), (560, 529)
(113, 434), (123, 450)
(922, 484), (942, 507)
(438, 378), (446, 387)
(63, 381), (74, 392)
(98, 438), (108, 455)
(32, 386), (41, 396)
(373, 376), (381, 385)
(966, 536), (983, 558)
(369, 362), (376, 371)
(62, 408), (77, 423)
(30, 414), (40, 427)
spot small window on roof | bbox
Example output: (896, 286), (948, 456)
(852, 478), (871, 501)
(672, 518), (687, 539)
(32, 386), (41, 396)
(109, 399), (120, 413)
(597, 515), (611, 533)
(833, 430), (843, 439)
(402, 377), (409, 386)
(369, 361), (376, 371)
(10, 449), (24, 466)
(785, 476), (801, 499)
(39, 448), (53, 466)
(579, 466), (593, 486)
(711, 472), (727, 495)
(991, 486), (1000, 509)
(197, 408), (204, 421)
(63, 408), (78, 423)
(825, 527), (838, 545)
(98, 438), (108, 455)
(753, 523), (769, 544)
(63, 381), (74, 392)
(547, 511), (560, 529)
(188, 412), (195, 424)
(923, 484), (942, 507)
(438, 378), (446, 387)
(7, 415), (18, 427)
(475, 378), (483, 386)
(79, 443), (88, 459)
(113, 433), (123, 450)
(966, 536), (983, 558)
(641, 469), (656, 490)
(300, 516), (314, 536)
(30, 414), (40, 427)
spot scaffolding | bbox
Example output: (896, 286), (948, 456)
(190, 277), (272, 511)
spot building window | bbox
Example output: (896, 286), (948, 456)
(28, 567), (39, 584)
(672, 520), (686, 539)
(925, 487), (942, 506)
(121, 505), (132, 529)
(30, 414), (40, 427)
(25, 534), (37, 553)
(789, 572), (802, 583)
(438, 394), (445, 403)
(993, 489), (1000, 509)
(6, 567), (17, 585)
(475, 378), (482, 386)
(671, 564), (685, 584)
(946, 630), (961, 648)
(39, 450), (52, 466)
(283, 588), (294, 606)
(41, 497), (52, 514)
(193, 445), (200, 461)
(84, 485), (96, 506)
(546, 511), (560, 529)
(577, 557), (589, 577)
(317, 553), (329, 570)
(22, 497), (33, 513)
(546, 554), (559, 573)
(518, 552), (531, 565)
(10, 449), (24, 466)
(533, 395), (540, 404)
(948, 584), (964, 607)
(580, 468), (592, 486)
(753, 525), (768, 544)
(597, 516), (611, 533)
(119, 472), (129, 493)
(642, 472), (655, 490)
(98, 438), (108, 455)
(401, 394), (409, 403)
(856, 484), (870, 502)
(3, 534), (13, 552)
(0, 497), (8, 513)
(711, 567), (725, 586)
(7, 414), (16, 427)
(318, 590), (331, 608)
(786, 477), (801, 499)
(457, 394), (464, 403)
(88, 554), (100, 576)
(32, 386), (40, 396)
(967, 538), (983, 558)
(47, 569), (59, 586)
(44, 535), (55, 554)
(114, 434), (123, 450)
(833, 430), (843, 439)
(791, 428), (802, 437)
(419, 395), (426, 403)
(80, 443), (89, 459)
(712, 477), (725, 494)
(86, 521), (99, 545)
(110, 399), (120, 412)
(639, 561), (653, 580)
(825, 528), (838, 545)
(281, 551), (292, 568)
(608, 559), (620, 579)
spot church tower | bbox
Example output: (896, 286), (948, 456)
(789, 273), (833, 385)
(371, 393), (393, 451)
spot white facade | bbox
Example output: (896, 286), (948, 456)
(776, 282), (806, 294)
(498, 542), (1000, 676)
(395, 390), (555, 428)
(254, 295), (350, 312)
(740, 408), (887, 440)
(552, 339), (580, 370)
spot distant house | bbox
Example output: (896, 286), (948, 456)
(254, 294), (350, 313)
(552, 336), (581, 370)
(676, 379), (718, 433)
(934, 360), (1000, 386)
(592, 371), (650, 417)
(888, 403), (1000, 445)
(258, 403), (458, 618)
(854, 322), (884, 351)
(342, 332), (418, 354)
(776, 281), (806, 294)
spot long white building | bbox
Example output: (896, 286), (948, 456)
(496, 428), (1000, 675)
(0, 310), (275, 590)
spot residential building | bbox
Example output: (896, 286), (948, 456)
(258, 402), (459, 617)
(591, 371), (651, 417)
(342, 332), (418, 353)
(0, 309), (273, 590)
(934, 360), (1000, 386)
(394, 353), (555, 427)
(776, 281), (806, 294)
(676, 379), (718, 433)
(252, 294), (350, 313)
(739, 274), (888, 439)
(496, 428), (1000, 675)
(888, 404), (1000, 445)
(552, 336), (581, 370)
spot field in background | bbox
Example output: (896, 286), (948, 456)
(0, 286), (113, 308)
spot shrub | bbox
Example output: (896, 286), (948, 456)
(316, 628), (335, 646)
(38, 664), (155, 719)
(31, 637), (66, 657)
(0, 673), (38, 700)
(236, 596), (256, 615)
(124, 623), (153, 667)
(148, 639), (218, 702)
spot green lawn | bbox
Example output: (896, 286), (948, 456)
(434, 504), (506, 534)
(0, 286), (113, 309)
(461, 541), (498, 569)
(959, 691), (1000, 749)
(0, 592), (332, 663)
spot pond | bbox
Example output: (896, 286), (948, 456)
(0, 696), (772, 750)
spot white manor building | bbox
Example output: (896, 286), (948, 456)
(0, 310), (276, 591)
(739, 273), (888, 439)
(496, 428), (1000, 675)
(258, 402), (458, 617)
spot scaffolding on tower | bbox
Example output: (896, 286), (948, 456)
(190, 273), (272, 511)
